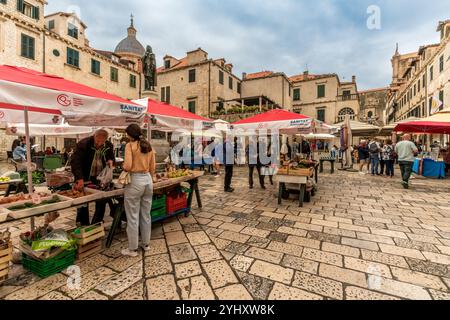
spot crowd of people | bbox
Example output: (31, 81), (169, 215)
(11, 136), (73, 165)
(354, 134), (422, 189)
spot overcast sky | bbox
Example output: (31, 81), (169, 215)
(46, 0), (450, 90)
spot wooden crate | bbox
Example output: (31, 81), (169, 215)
(71, 223), (105, 246)
(277, 167), (313, 177)
(0, 241), (13, 283)
(77, 238), (103, 261)
(20, 243), (65, 261)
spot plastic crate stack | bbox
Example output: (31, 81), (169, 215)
(22, 249), (76, 278)
(0, 241), (12, 284)
(151, 194), (167, 221)
(166, 187), (191, 214)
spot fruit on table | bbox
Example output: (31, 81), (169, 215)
(0, 177), (11, 182)
(167, 169), (191, 179)
(7, 195), (61, 211)
(58, 189), (86, 199)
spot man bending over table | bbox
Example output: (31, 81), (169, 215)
(71, 129), (115, 226)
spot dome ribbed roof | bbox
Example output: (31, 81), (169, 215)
(114, 17), (145, 57)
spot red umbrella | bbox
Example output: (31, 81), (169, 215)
(394, 111), (450, 134)
(134, 98), (213, 131)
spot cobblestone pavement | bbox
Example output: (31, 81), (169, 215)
(1, 165), (450, 300)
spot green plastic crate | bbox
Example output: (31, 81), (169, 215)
(152, 194), (166, 210)
(22, 249), (76, 278)
(151, 206), (166, 219)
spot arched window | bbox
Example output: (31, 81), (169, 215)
(338, 108), (355, 122)
(367, 111), (373, 119)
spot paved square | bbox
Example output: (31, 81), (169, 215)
(1, 166), (450, 300)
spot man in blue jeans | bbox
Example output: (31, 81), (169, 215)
(395, 134), (418, 189)
(368, 139), (381, 176)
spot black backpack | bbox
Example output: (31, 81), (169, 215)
(369, 142), (379, 154)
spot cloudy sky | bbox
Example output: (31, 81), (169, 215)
(46, 0), (450, 90)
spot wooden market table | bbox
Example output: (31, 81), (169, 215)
(276, 174), (308, 207)
(0, 172), (205, 248)
(0, 179), (27, 197)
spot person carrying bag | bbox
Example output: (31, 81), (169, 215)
(121, 124), (156, 257)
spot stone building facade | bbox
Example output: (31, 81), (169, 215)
(386, 20), (450, 124)
(157, 48), (242, 118)
(290, 72), (360, 125)
(359, 88), (389, 126)
(0, 0), (150, 159)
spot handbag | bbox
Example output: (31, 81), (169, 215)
(118, 170), (131, 186)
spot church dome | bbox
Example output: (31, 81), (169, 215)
(114, 15), (145, 57)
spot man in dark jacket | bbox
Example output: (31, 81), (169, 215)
(223, 137), (235, 193)
(71, 129), (115, 226)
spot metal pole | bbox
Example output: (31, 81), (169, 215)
(24, 106), (35, 230)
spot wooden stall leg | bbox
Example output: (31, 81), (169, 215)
(319, 161), (324, 173)
(278, 182), (283, 205)
(193, 179), (202, 208)
(299, 184), (305, 207)
(106, 198), (124, 248)
(331, 161), (335, 174)
(315, 166), (319, 183)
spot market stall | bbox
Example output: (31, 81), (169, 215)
(232, 110), (331, 206)
(394, 110), (450, 179)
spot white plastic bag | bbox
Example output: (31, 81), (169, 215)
(97, 166), (114, 186)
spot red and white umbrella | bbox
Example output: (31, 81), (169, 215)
(0, 65), (146, 126)
(134, 98), (213, 132)
(232, 109), (333, 134)
(0, 65), (145, 206)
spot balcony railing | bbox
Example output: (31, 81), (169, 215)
(337, 94), (359, 101)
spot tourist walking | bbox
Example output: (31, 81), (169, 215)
(382, 139), (395, 178)
(368, 139), (381, 176)
(358, 140), (370, 174)
(379, 142), (385, 175)
(246, 136), (264, 189)
(122, 124), (156, 257)
(395, 134), (418, 189)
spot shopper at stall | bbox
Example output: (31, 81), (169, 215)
(121, 124), (156, 257)
(379, 142), (385, 175)
(382, 139), (395, 178)
(395, 134), (418, 189)
(11, 136), (24, 154)
(358, 140), (370, 174)
(12, 142), (27, 161)
(72, 129), (115, 226)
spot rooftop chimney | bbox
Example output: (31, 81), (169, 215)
(303, 70), (309, 76)
(242, 72), (247, 80)
(352, 75), (356, 83)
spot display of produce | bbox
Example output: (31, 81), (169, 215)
(58, 189), (86, 199)
(0, 229), (11, 245)
(167, 168), (192, 179)
(19, 171), (45, 185)
(278, 159), (316, 176)
(0, 177), (11, 183)
(7, 195), (61, 211)
(45, 171), (74, 187)
(0, 192), (48, 205)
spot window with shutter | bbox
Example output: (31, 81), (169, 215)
(317, 85), (325, 98)
(130, 74), (136, 88)
(68, 23), (78, 39)
(439, 90), (444, 110)
(229, 77), (233, 90)
(161, 87), (166, 102)
(32, 5), (39, 20)
(0, 0), (7, 5)
(166, 86), (171, 104)
(440, 55), (444, 73)
(188, 69), (196, 83)
(20, 34), (35, 59)
(67, 48), (79, 67)
(48, 20), (55, 30)
(91, 59), (100, 75)
(17, 0), (23, 12)
(219, 71), (224, 85)
(110, 67), (119, 82)
(188, 100), (196, 114)
(293, 88), (300, 101)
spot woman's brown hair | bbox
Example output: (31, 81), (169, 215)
(125, 124), (152, 154)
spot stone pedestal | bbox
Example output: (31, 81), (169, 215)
(142, 90), (158, 101)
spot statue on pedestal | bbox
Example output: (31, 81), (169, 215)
(142, 45), (157, 91)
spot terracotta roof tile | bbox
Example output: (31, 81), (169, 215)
(289, 73), (336, 82)
(158, 57), (189, 73)
(245, 71), (274, 80)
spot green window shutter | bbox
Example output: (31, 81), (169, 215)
(21, 34), (34, 59)
(32, 6), (39, 19)
(17, 0), (23, 12)
(161, 87), (165, 102)
(293, 88), (300, 101)
(21, 35), (27, 57)
(166, 86), (170, 104)
(1, 0), (7, 5)
(130, 74), (136, 88)
(188, 101), (196, 114)
(317, 85), (325, 98)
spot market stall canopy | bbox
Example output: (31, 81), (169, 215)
(0, 65), (146, 126)
(213, 119), (230, 132)
(379, 117), (420, 135)
(134, 98), (214, 132)
(231, 109), (333, 134)
(299, 133), (336, 140)
(394, 110), (450, 134)
(334, 120), (380, 137)
(5, 123), (93, 137)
